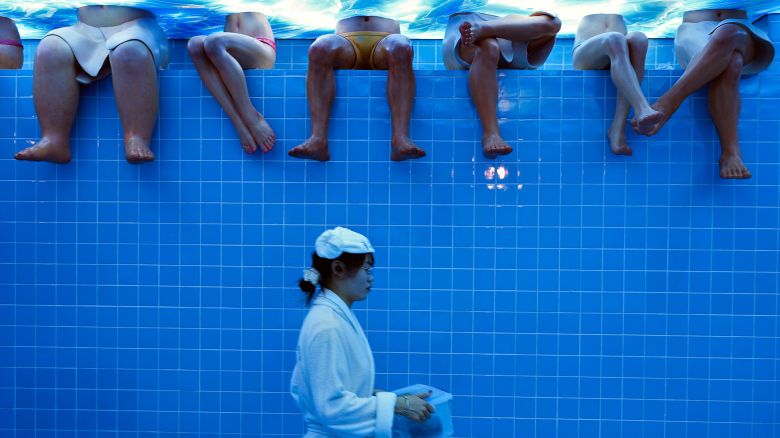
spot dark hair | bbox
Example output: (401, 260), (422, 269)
(298, 252), (372, 304)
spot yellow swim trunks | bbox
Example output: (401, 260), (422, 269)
(339, 31), (391, 69)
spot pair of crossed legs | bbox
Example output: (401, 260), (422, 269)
(637, 23), (758, 179)
(455, 13), (561, 157)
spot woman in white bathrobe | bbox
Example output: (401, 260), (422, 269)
(291, 227), (434, 437)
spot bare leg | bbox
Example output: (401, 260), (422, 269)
(609, 32), (649, 155)
(288, 34), (355, 161)
(708, 52), (751, 179)
(459, 13), (561, 46)
(640, 24), (757, 136)
(110, 40), (159, 163)
(0, 45), (23, 69)
(202, 33), (276, 153)
(15, 36), (78, 163)
(189, 35), (257, 153)
(459, 38), (511, 157)
(457, 14), (560, 158)
(573, 31), (659, 150)
(373, 34), (425, 161)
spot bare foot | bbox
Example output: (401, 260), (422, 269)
(482, 133), (512, 158)
(124, 137), (155, 164)
(632, 108), (664, 136)
(232, 119), (258, 154)
(15, 138), (71, 163)
(238, 131), (258, 154)
(249, 113), (276, 153)
(607, 127), (633, 156)
(459, 21), (482, 47)
(633, 100), (674, 136)
(391, 136), (426, 161)
(288, 136), (330, 161)
(719, 154), (752, 179)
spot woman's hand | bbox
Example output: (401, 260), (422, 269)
(394, 392), (435, 422)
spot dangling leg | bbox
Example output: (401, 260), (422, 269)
(608, 31), (650, 155)
(110, 40), (160, 163)
(288, 34), (355, 161)
(460, 37), (511, 157)
(372, 34), (426, 161)
(15, 36), (78, 163)
(709, 52), (751, 179)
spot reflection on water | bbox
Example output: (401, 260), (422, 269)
(1, 0), (778, 39)
(484, 164), (509, 191)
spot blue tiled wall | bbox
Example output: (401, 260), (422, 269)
(2, 20), (780, 437)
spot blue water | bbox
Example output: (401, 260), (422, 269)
(1, 8), (780, 438)
(2, 0), (780, 39)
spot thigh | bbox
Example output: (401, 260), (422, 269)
(371, 34), (412, 69)
(36, 34), (77, 64)
(0, 46), (22, 69)
(713, 23), (756, 65)
(311, 33), (357, 69)
(572, 32), (616, 70)
(207, 32), (275, 69)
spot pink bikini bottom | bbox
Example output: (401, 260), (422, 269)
(0, 39), (22, 48)
(255, 36), (276, 53)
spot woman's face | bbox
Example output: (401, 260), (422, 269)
(332, 254), (374, 307)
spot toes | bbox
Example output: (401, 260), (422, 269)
(404, 147), (425, 159)
(264, 136), (276, 152)
(126, 148), (154, 163)
(289, 146), (309, 158)
(15, 146), (42, 160)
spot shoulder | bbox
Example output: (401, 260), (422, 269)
(300, 305), (344, 338)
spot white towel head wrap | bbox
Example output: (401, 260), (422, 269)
(314, 227), (375, 259)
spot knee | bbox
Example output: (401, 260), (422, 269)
(546, 16), (562, 35)
(603, 32), (628, 58)
(202, 35), (226, 60)
(722, 52), (744, 83)
(308, 37), (340, 66)
(474, 38), (500, 64)
(35, 36), (74, 68)
(626, 31), (648, 53)
(531, 13), (561, 35)
(187, 35), (206, 58)
(384, 37), (413, 65)
(110, 40), (153, 69)
(711, 24), (750, 49)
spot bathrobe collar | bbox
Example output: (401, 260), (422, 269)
(315, 288), (364, 336)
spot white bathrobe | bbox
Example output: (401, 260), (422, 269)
(291, 289), (397, 437)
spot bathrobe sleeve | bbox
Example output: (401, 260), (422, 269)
(303, 327), (397, 438)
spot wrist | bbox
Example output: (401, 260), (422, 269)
(394, 395), (410, 414)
